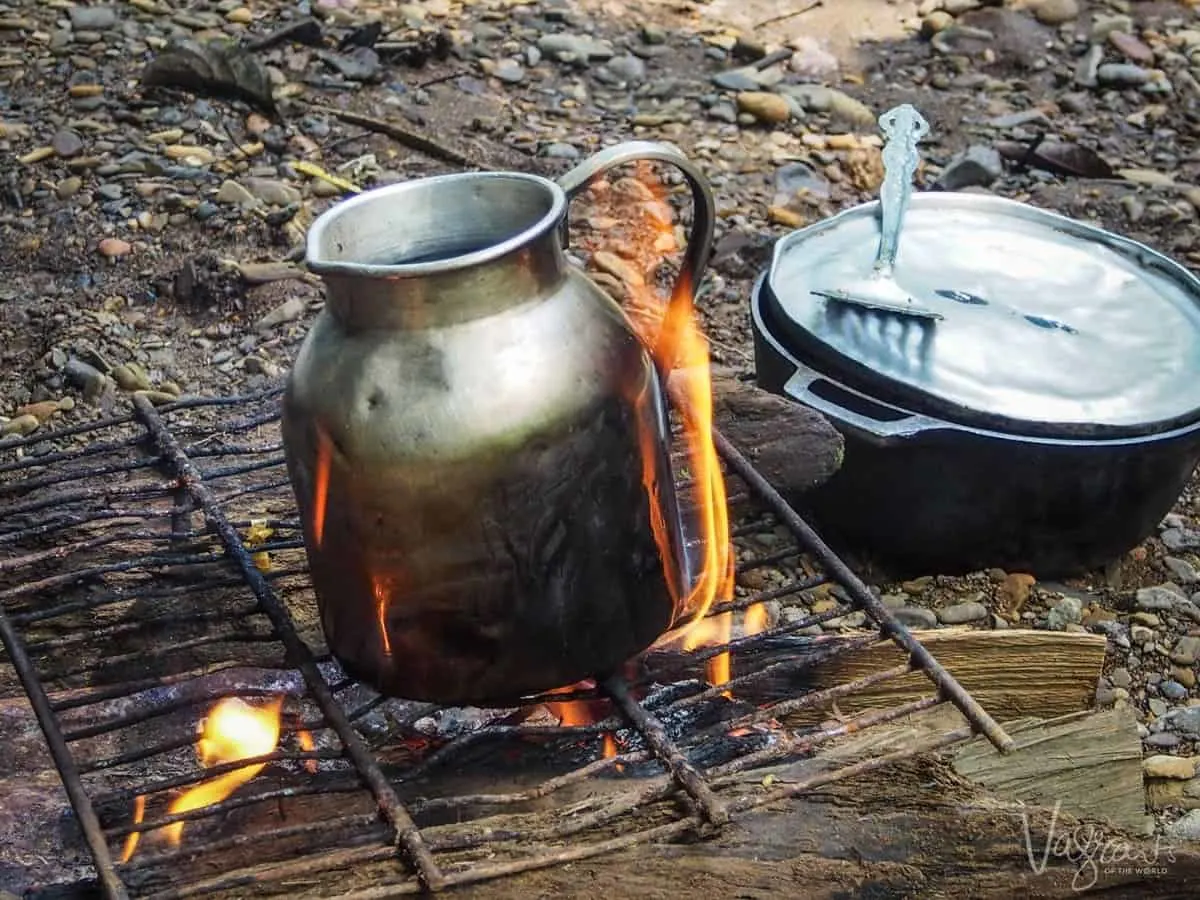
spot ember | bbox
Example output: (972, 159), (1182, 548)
(543, 681), (621, 765)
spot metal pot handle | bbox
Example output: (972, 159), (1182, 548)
(783, 363), (952, 446)
(556, 140), (716, 318)
(558, 142), (716, 618)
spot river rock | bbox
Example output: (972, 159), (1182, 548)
(97, 237), (131, 258)
(1109, 31), (1156, 66)
(241, 178), (301, 207)
(1031, 0), (1079, 26)
(936, 601), (988, 625)
(51, 129), (84, 159)
(1144, 755), (1197, 780)
(491, 59), (525, 84)
(1045, 596), (1082, 631)
(537, 34), (614, 64)
(935, 144), (1002, 190)
(1171, 636), (1200, 667)
(736, 91), (791, 124)
(1136, 584), (1187, 611)
(215, 180), (258, 207)
(1097, 63), (1151, 87)
(1165, 557), (1200, 585)
(68, 6), (118, 31)
(893, 606), (939, 629)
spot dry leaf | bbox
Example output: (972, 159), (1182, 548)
(997, 572), (1036, 618)
(141, 40), (276, 112)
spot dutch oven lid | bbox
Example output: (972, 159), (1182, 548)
(765, 191), (1200, 439)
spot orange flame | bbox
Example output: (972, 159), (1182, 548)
(653, 299), (734, 641)
(311, 426), (332, 549)
(372, 573), (393, 657)
(545, 696), (592, 727)
(544, 682), (622, 768)
(602, 733), (619, 759)
(163, 696), (284, 847)
(601, 732), (624, 772)
(604, 162), (734, 687)
(744, 603), (769, 636)
(119, 794), (146, 864)
(296, 727), (319, 775)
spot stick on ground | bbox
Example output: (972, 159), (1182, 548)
(302, 102), (481, 170)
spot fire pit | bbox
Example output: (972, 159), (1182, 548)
(0, 386), (1011, 899)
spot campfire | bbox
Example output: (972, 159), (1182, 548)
(0, 161), (1010, 899)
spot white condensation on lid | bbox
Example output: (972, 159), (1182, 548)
(768, 194), (1200, 432)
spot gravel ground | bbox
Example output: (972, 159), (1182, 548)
(4, 0), (1200, 841)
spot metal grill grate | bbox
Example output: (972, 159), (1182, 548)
(0, 387), (1012, 899)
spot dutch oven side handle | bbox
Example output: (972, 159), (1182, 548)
(783, 363), (956, 447)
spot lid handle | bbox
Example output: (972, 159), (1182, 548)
(874, 104), (929, 275)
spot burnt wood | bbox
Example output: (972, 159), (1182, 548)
(709, 372), (845, 495)
(457, 756), (1199, 900)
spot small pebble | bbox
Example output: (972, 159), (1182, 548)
(736, 92), (791, 125)
(893, 606), (939, 629)
(1144, 754), (1197, 780)
(936, 601), (988, 625)
(97, 237), (132, 258)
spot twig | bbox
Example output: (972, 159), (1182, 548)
(301, 102), (481, 170)
(752, 48), (794, 71)
(416, 69), (469, 90)
(755, 0), (823, 29)
(1017, 131), (1048, 173)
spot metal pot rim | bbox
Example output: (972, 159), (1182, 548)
(305, 171), (567, 280)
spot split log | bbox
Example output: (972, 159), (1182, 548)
(4, 626), (1118, 897)
(776, 627), (1108, 726)
(953, 706), (1150, 834)
(12, 704), (1176, 900)
(696, 371), (845, 495)
(642, 628), (1108, 726)
(812, 702), (1148, 833)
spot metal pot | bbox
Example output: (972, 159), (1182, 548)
(282, 142), (715, 705)
(751, 191), (1200, 578)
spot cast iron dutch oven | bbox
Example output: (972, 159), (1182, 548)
(751, 191), (1200, 579)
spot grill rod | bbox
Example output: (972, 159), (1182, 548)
(712, 428), (1016, 754)
(130, 394), (451, 892)
(0, 606), (131, 900)
(0, 383), (1013, 899)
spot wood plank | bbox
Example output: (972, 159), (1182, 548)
(453, 751), (1197, 900)
(953, 706), (1150, 835)
(780, 628), (1108, 726)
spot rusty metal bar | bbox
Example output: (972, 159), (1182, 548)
(130, 393), (449, 892)
(713, 429), (1016, 754)
(0, 604), (130, 900)
(602, 674), (729, 825)
(184, 441), (283, 458)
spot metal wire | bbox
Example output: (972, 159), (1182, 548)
(130, 393), (450, 893)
